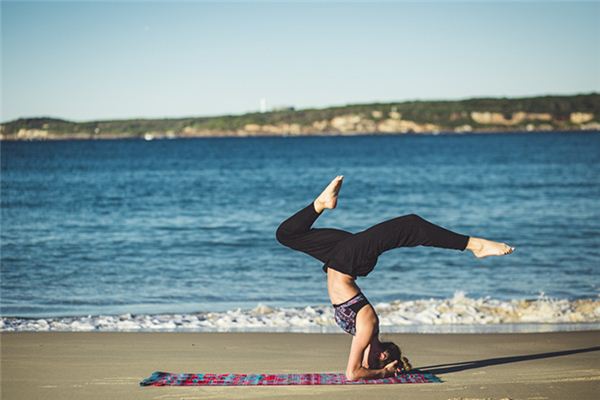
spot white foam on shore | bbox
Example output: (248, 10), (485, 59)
(2, 292), (599, 333)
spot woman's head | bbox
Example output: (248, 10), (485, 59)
(369, 342), (412, 371)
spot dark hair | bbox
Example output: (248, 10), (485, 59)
(371, 342), (412, 371)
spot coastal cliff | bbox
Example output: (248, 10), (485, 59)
(1, 93), (599, 141)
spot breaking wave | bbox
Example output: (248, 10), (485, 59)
(2, 292), (599, 333)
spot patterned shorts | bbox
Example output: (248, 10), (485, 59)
(333, 292), (370, 336)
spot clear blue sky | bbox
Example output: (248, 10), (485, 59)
(2, 1), (599, 122)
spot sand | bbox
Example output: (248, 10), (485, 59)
(1, 331), (599, 400)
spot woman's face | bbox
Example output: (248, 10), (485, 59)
(365, 347), (389, 369)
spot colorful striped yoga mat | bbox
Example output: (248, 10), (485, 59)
(140, 371), (441, 386)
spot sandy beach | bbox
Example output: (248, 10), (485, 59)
(1, 331), (599, 400)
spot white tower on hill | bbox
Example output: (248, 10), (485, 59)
(260, 98), (267, 113)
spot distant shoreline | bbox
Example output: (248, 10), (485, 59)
(2, 93), (599, 141)
(1, 128), (599, 142)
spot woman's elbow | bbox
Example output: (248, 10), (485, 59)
(345, 369), (358, 381)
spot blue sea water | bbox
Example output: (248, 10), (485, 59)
(1, 132), (599, 322)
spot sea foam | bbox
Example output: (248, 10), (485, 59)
(2, 292), (599, 333)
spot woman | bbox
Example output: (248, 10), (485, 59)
(276, 176), (514, 380)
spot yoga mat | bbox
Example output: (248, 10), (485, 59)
(140, 371), (441, 386)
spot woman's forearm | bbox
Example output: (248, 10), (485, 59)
(346, 366), (389, 381)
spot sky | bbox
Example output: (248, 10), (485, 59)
(1, 0), (599, 122)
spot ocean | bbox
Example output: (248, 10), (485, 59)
(1, 132), (599, 332)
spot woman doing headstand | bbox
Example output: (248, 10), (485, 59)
(276, 176), (514, 381)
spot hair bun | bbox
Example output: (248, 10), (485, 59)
(400, 356), (412, 372)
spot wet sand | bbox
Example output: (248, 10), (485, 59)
(1, 331), (599, 400)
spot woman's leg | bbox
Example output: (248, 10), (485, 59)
(353, 213), (513, 259)
(355, 214), (470, 257)
(276, 176), (352, 263)
(276, 202), (352, 262)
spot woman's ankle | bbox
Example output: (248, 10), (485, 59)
(466, 237), (483, 252)
(313, 200), (325, 214)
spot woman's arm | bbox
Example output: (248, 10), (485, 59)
(346, 355), (398, 380)
(344, 308), (398, 381)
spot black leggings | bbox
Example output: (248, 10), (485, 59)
(276, 202), (470, 277)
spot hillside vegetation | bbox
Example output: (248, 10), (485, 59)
(1, 93), (599, 140)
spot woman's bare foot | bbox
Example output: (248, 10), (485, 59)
(467, 237), (514, 259)
(314, 175), (344, 213)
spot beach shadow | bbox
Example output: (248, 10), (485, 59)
(419, 346), (600, 375)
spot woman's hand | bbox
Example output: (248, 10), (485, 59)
(382, 360), (399, 377)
